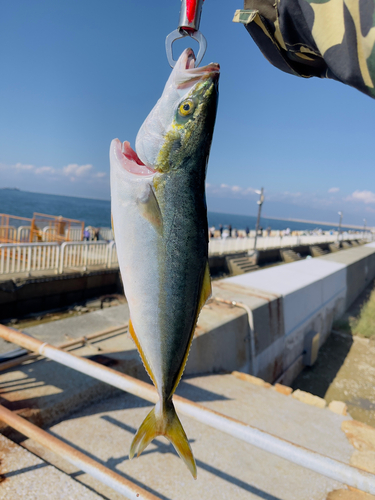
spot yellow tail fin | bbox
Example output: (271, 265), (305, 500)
(129, 400), (197, 479)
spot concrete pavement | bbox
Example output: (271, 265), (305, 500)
(18, 373), (373, 500)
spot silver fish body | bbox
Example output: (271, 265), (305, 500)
(110, 48), (219, 478)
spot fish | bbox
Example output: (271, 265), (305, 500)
(110, 48), (219, 478)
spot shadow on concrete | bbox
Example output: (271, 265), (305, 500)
(47, 428), (174, 500)
(176, 379), (230, 403)
(3, 462), (48, 478)
(291, 331), (353, 398)
(101, 415), (283, 500)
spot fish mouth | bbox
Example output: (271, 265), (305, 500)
(112, 139), (156, 177)
(176, 48), (220, 89)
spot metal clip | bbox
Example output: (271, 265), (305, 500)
(166, 0), (207, 68)
(165, 28), (207, 68)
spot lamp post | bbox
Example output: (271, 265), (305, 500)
(363, 219), (367, 239)
(337, 211), (343, 243)
(254, 188), (265, 252)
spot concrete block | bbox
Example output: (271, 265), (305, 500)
(212, 281), (285, 380)
(292, 389), (327, 408)
(276, 353), (305, 387)
(225, 259), (346, 338)
(329, 401), (348, 416)
(185, 301), (248, 375)
(320, 246), (375, 309)
(231, 371), (271, 388)
(272, 383), (293, 395)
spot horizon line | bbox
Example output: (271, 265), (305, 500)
(2, 188), (373, 229)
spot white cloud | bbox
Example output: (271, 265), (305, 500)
(328, 187), (340, 193)
(63, 163), (93, 177)
(346, 190), (375, 204)
(282, 191), (301, 198)
(14, 162), (34, 171)
(35, 166), (56, 175)
(1, 161), (106, 183)
(206, 183), (258, 198)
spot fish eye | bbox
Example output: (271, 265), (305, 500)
(179, 99), (195, 117)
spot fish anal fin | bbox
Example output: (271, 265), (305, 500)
(128, 319), (157, 388)
(137, 186), (163, 235)
(198, 262), (211, 312)
(130, 401), (197, 479)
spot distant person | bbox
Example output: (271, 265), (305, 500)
(228, 224), (232, 237)
(219, 224), (223, 237)
(83, 229), (90, 241)
(245, 226), (250, 237)
(93, 228), (99, 241)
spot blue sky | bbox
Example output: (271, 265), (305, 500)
(0, 0), (374, 226)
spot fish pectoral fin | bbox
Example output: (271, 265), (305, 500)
(129, 401), (197, 479)
(198, 262), (212, 311)
(137, 185), (163, 235)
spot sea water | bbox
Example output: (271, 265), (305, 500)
(0, 189), (341, 232)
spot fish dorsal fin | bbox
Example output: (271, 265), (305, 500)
(137, 186), (163, 236)
(128, 318), (157, 388)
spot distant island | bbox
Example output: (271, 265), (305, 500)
(0, 187), (20, 191)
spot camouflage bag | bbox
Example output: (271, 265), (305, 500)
(233, 0), (375, 98)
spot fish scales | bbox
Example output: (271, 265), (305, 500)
(110, 48), (219, 478)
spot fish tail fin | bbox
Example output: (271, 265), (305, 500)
(129, 401), (197, 479)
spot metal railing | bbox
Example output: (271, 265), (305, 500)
(0, 241), (118, 275)
(208, 232), (372, 255)
(0, 243), (60, 275)
(0, 234), (372, 275)
(59, 241), (109, 273)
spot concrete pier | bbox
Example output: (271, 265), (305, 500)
(1, 253), (375, 498)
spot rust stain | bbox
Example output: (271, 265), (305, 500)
(342, 420), (375, 453)
(326, 488), (375, 499)
(275, 297), (283, 332)
(341, 420), (375, 476)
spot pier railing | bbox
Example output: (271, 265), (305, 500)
(208, 232), (371, 255)
(0, 241), (118, 275)
(0, 234), (372, 275)
(0, 243), (60, 275)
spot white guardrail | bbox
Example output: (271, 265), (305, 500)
(0, 242), (118, 275)
(0, 234), (372, 275)
(208, 232), (373, 255)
